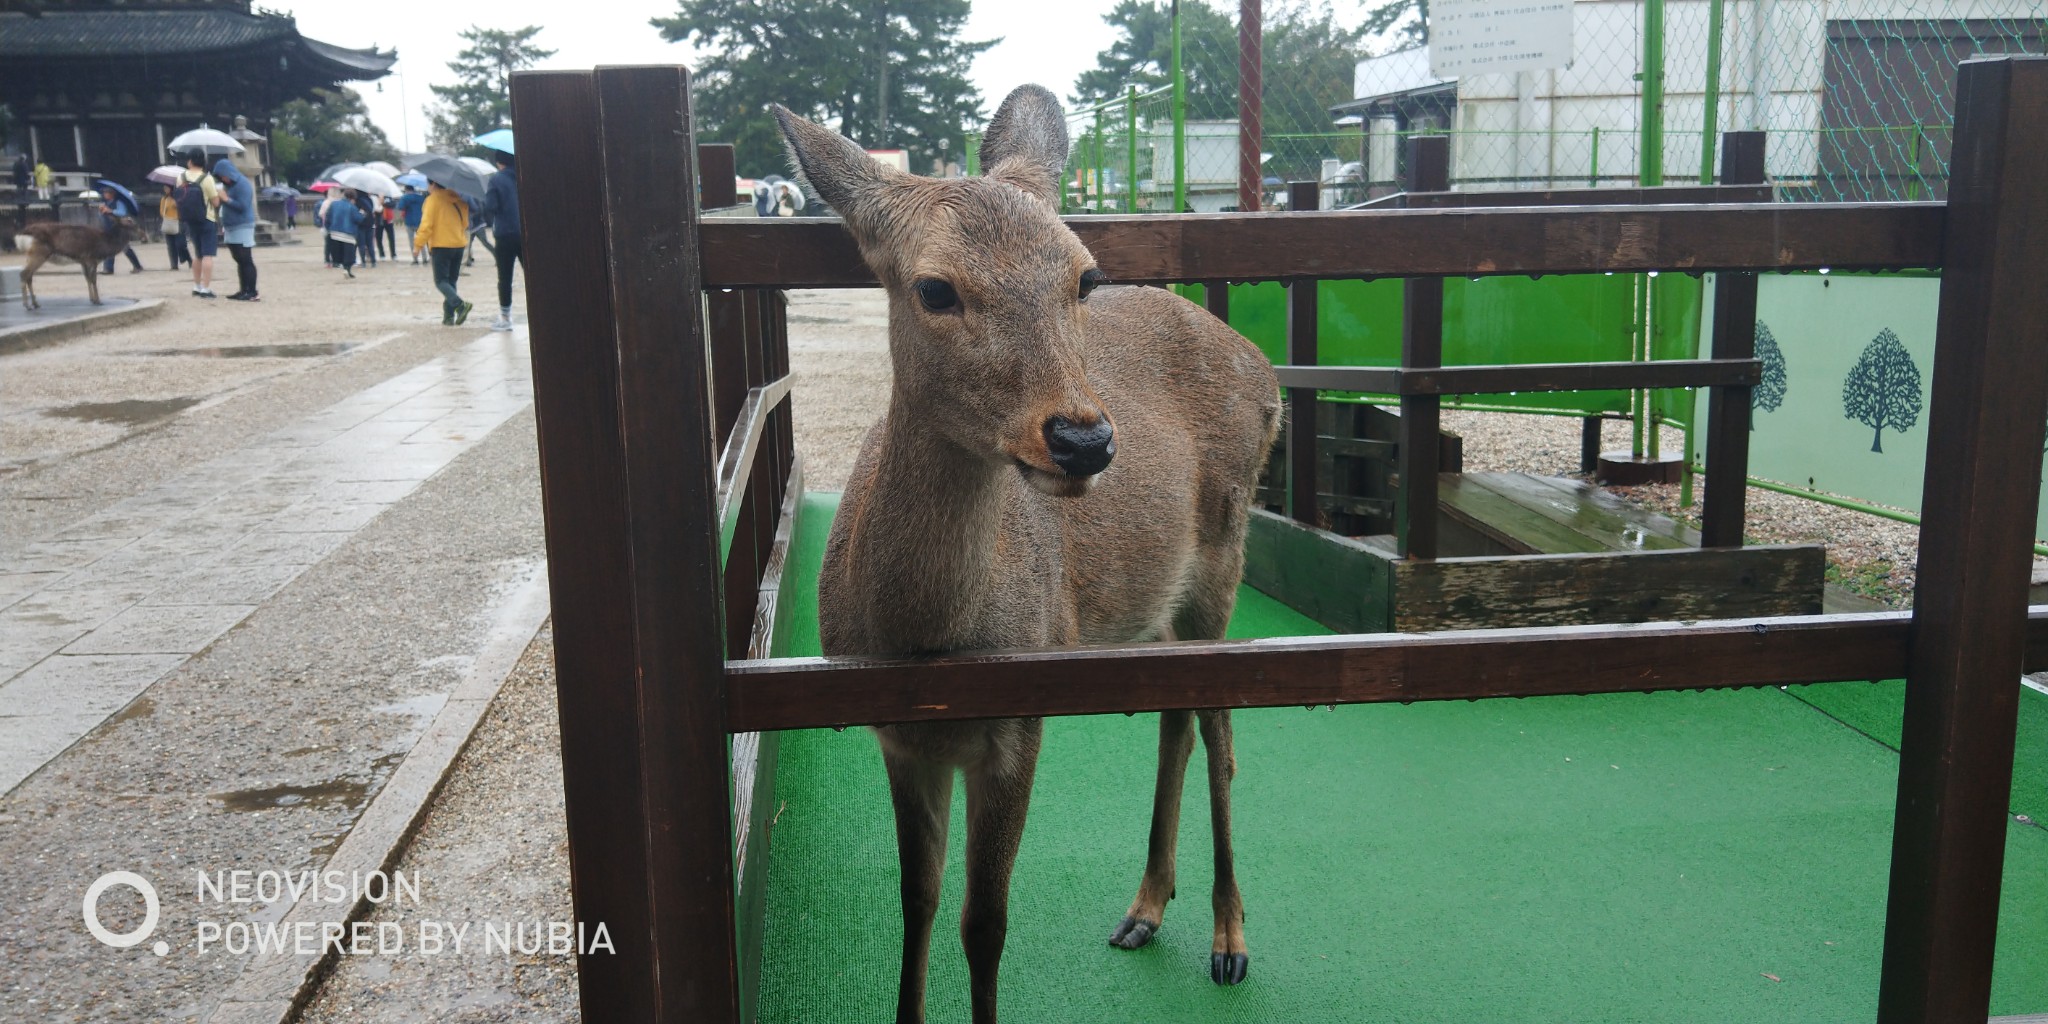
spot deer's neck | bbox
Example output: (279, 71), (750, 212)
(851, 410), (1027, 652)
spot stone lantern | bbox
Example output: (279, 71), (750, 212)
(229, 115), (269, 186)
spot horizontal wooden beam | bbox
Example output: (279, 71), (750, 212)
(727, 608), (2048, 732)
(1402, 184), (1774, 208)
(714, 373), (794, 548)
(1272, 359), (1760, 396)
(698, 203), (1946, 288)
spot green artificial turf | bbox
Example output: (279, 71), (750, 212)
(757, 493), (2048, 1022)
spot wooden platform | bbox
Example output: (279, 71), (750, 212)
(1247, 470), (1827, 634)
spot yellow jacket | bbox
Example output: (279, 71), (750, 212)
(414, 188), (469, 249)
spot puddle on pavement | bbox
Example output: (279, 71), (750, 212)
(136, 342), (361, 359)
(212, 751), (404, 815)
(109, 696), (154, 725)
(49, 397), (201, 426)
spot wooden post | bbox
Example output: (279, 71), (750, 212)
(1237, 0), (1263, 213)
(1580, 416), (1603, 474)
(698, 143), (737, 208)
(1203, 279), (1230, 323)
(1397, 136), (1449, 559)
(513, 65), (740, 1023)
(1878, 55), (2048, 1022)
(1285, 180), (1319, 524)
(1699, 130), (1766, 547)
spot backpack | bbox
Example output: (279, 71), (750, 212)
(172, 173), (210, 224)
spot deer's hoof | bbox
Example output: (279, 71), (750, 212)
(1210, 951), (1249, 986)
(1108, 915), (1157, 949)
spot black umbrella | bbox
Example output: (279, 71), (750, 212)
(402, 153), (492, 202)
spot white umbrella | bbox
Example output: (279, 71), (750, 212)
(363, 160), (403, 178)
(166, 128), (245, 157)
(147, 164), (183, 186)
(332, 166), (400, 198)
(458, 156), (499, 179)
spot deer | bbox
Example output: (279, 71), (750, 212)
(778, 84), (1280, 1024)
(19, 216), (142, 311)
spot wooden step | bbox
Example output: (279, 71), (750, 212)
(1446, 471), (1696, 555)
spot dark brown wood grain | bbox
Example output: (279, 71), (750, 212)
(697, 143), (737, 209)
(715, 374), (795, 569)
(696, 203), (1948, 288)
(723, 611), (1938, 732)
(1286, 181), (1320, 524)
(591, 64), (739, 1022)
(511, 69), (660, 1024)
(1878, 56), (2048, 1024)
(1396, 138), (1448, 560)
(1271, 358), (1759, 396)
(1700, 131), (1768, 548)
(706, 289), (749, 451)
(1402, 183), (1774, 208)
(733, 459), (801, 1024)
(1390, 544), (1825, 632)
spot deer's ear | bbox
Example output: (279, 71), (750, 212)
(772, 105), (891, 224)
(981, 85), (1069, 208)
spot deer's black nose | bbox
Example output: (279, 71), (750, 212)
(1044, 416), (1115, 477)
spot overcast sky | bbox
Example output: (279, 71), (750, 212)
(272, 1), (1138, 161)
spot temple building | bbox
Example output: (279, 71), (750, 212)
(0, 0), (394, 189)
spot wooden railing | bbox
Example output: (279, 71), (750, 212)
(513, 56), (2048, 1024)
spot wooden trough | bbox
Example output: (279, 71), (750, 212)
(512, 56), (2048, 1023)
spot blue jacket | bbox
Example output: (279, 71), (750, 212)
(484, 168), (520, 238)
(213, 159), (255, 230)
(396, 190), (424, 228)
(323, 197), (363, 236)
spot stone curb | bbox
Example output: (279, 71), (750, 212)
(199, 568), (554, 1024)
(0, 297), (165, 356)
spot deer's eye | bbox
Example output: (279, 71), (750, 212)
(1079, 269), (1107, 301)
(915, 278), (959, 312)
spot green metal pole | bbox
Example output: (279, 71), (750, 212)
(964, 132), (980, 176)
(1126, 86), (1139, 213)
(1641, 0), (1664, 187)
(1590, 126), (1600, 187)
(1093, 112), (1104, 211)
(1172, 0), (1187, 213)
(1700, 0), (1724, 184)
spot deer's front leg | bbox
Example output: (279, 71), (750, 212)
(962, 719), (1042, 1024)
(883, 747), (952, 1024)
(1198, 709), (1248, 985)
(1111, 708), (1195, 950)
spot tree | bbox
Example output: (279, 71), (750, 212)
(652, 0), (993, 177)
(1361, 1), (1426, 50)
(1071, 1), (1373, 182)
(271, 88), (400, 186)
(1751, 320), (1787, 428)
(1841, 327), (1922, 453)
(425, 26), (554, 155)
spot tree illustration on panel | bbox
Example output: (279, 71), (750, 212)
(1841, 328), (1923, 453)
(1751, 320), (1787, 429)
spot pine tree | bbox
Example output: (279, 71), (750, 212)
(1751, 320), (1787, 429)
(1841, 328), (1922, 453)
(425, 26), (555, 156)
(653, 0), (993, 176)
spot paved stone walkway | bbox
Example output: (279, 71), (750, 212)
(0, 332), (532, 795)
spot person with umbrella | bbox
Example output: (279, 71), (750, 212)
(94, 181), (146, 274)
(482, 150), (521, 331)
(352, 187), (378, 269)
(322, 188), (364, 278)
(395, 183), (425, 264)
(171, 151), (221, 298)
(213, 158), (259, 301)
(158, 184), (189, 271)
(415, 178), (472, 325)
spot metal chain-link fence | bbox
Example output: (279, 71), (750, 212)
(1015, 1), (2047, 212)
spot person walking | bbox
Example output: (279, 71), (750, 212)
(213, 158), (259, 301)
(483, 151), (522, 331)
(158, 185), (190, 270)
(416, 179), (471, 324)
(352, 189), (377, 268)
(171, 153), (220, 298)
(33, 159), (52, 200)
(396, 184), (425, 264)
(376, 197), (396, 259)
(324, 187), (363, 278)
(96, 185), (146, 274)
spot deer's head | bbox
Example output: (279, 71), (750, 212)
(775, 86), (1114, 498)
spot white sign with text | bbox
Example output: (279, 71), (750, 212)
(1428, 1), (1576, 78)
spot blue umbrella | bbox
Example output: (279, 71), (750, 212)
(474, 128), (514, 155)
(92, 178), (140, 217)
(396, 172), (428, 189)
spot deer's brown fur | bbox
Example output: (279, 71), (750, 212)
(19, 217), (141, 310)
(782, 85), (1279, 1024)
